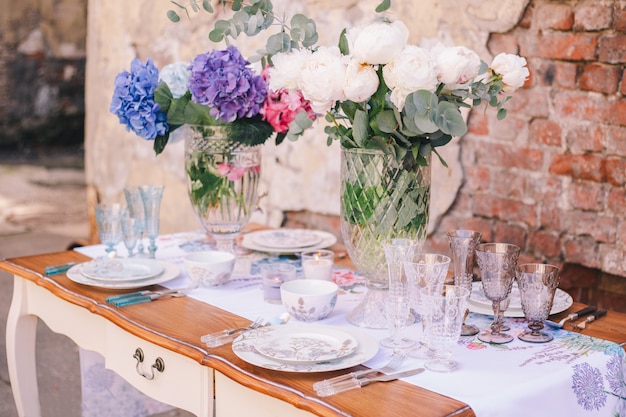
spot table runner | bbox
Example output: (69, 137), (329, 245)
(76, 231), (626, 417)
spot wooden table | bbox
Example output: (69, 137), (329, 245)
(2, 250), (626, 417)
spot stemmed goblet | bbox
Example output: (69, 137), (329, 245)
(94, 203), (126, 255)
(138, 185), (164, 258)
(475, 243), (520, 344)
(516, 263), (561, 343)
(420, 284), (469, 372)
(121, 216), (140, 257)
(124, 186), (146, 256)
(379, 238), (419, 349)
(447, 230), (482, 336)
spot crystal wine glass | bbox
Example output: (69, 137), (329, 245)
(420, 284), (469, 372)
(447, 230), (482, 336)
(475, 243), (520, 344)
(123, 186), (146, 256)
(497, 295), (511, 332)
(516, 263), (560, 343)
(138, 185), (164, 258)
(94, 203), (126, 255)
(121, 216), (140, 257)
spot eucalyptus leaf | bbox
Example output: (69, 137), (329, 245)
(202, 0), (213, 13)
(435, 101), (467, 136)
(352, 110), (369, 147)
(166, 10), (181, 22)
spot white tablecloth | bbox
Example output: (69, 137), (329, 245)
(76, 231), (626, 417)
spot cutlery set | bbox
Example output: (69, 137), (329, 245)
(545, 306), (608, 331)
(200, 313), (291, 348)
(105, 287), (192, 307)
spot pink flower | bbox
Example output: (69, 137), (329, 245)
(216, 162), (246, 181)
(217, 162), (231, 176)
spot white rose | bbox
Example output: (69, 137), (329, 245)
(490, 53), (529, 92)
(347, 20), (409, 65)
(343, 60), (379, 102)
(432, 44), (481, 90)
(298, 46), (347, 113)
(382, 45), (438, 110)
(159, 62), (191, 98)
(267, 49), (311, 91)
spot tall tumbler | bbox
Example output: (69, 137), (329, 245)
(138, 185), (164, 258)
(447, 230), (482, 336)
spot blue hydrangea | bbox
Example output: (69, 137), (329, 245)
(188, 45), (268, 122)
(110, 58), (168, 140)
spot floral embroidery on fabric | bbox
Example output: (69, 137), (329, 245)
(572, 362), (607, 411)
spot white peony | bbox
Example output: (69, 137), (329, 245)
(159, 62), (191, 98)
(490, 53), (530, 92)
(298, 46), (347, 114)
(347, 20), (409, 65)
(343, 60), (379, 103)
(383, 45), (438, 110)
(431, 44), (481, 90)
(267, 49), (311, 91)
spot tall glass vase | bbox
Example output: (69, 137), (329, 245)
(183, 124), (261, 254)
(341, 147), (431, 328)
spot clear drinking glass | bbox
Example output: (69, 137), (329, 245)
(420, 285), (469, 372)
(516, 263), (561, 343)
(403, 253), (451, 356)
(498, 296), (511, 332)
(475, 243), (520, 344)
(121, 216), (140, 257)
(380, 296), (415, 350)
(123, 186), (146, 256)
(94, 203), (126, 255)
(447, 230), (482, 336)
(138, 185), (164, 258)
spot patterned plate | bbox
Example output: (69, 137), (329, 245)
(80, 258), (164, 282)
(250, 229), (323, 249)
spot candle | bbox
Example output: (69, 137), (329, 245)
(301, 250), (335, 281)
(260, 264), (296, 304)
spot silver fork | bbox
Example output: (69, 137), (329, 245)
(200, 317), (265, 347)
(312, 350), (408, 391)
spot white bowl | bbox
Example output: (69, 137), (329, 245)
(280, 279), (338, 322)
(183, 251), (235, 287)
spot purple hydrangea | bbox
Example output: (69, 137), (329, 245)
(188, 45), (268, 122)
(110, 58), (168, 140)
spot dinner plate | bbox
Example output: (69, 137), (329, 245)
(250, 229), (323, 249)
(253, 327), (358, 364)
(80, 258), (164, 282)
(66, 260), (180, 289)
(232, 324), (378, 372)
(241, 230), (337, 254)
(468, 281), (573, 317)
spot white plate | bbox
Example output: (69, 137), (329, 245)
(253, 327), (358, 364)
(250, 229), (323, 249)
(66, 260), (180, 289)
(80, 258), (164, 282)
(241, 230), (337, 254)
(468, 282), (573, 318)
(233, 324), (378, 373)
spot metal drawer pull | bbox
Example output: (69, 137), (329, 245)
(133, 348), (165, 380)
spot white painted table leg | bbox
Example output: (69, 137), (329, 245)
(6, 275), (42, 417)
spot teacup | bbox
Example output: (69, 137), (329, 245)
(183, 251), (235, 287)
(280, 279), (338, 322)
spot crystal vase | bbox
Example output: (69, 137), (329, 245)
(183, 125), (261, 254)
(340, 147), (431, 328)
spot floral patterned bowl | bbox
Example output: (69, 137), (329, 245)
(280, 279), (338, 322)
(183, 251), (235, 287)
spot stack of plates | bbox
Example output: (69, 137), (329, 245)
(65, 258), (180, 289)
(241, 229), (337, 254)
(468, 281), (573, 317)
(232, 324), (378, 372)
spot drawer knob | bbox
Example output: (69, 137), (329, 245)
(133, 348), (165, 380)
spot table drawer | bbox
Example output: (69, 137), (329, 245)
(105, 322), (213, 417)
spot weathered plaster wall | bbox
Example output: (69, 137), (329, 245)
(85, 0), (526, 235)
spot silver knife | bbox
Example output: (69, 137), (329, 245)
(315, 368), (425, 397)
(545, 306), (596, 329)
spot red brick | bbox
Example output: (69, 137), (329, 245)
(605, 125), (626, 155)
(529, 119), (562, 146)
(539, 204), (563, 230)
(530, 230), (561, 259)
(508, 85), (549, 117)
(604, 158), (626, 186)
(467, 111), (489, 135)
(476, 143), (544, 171)
(492, 221), (527, 249)
(578, 64), (620, 94)
(605, 99), (626, 126)
(519, 3), (534, 29)
(607, 186), (626, 215)
(598, 35), (626, 64)
(532, 60), (578, 88)
(616, 2), (626, 32)
(487, 33), (520, 55)
(535, 3), (574, 30)
(474, 195), (537, 227)
(565, 124), (604, 153)
(563, 237), (599, 268)
(563, 211), (617, 243)
(549, 153), (606, 182)
(489, 115), (527, 141)
(554, 91), (605, 122)
(464, 165), (490, 192)
(491, 170), (526, 198)
(622, 69), (626, 95)
(569, 180), (605, 211)
(574, 2), (613, 31)
(527, 176), (563, 202)
(537, 32), (597, 61)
